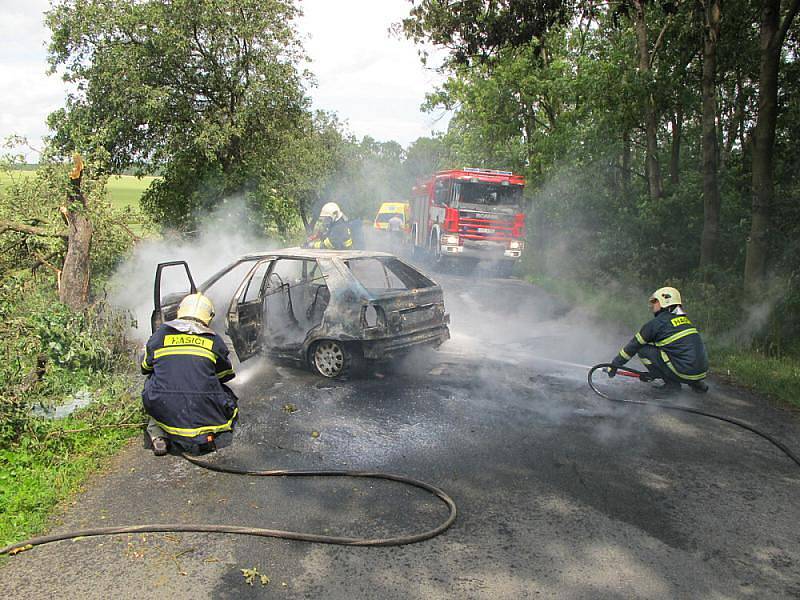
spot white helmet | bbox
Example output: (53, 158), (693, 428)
(649, 287), (682, 308)
(319, 202), (344, 222)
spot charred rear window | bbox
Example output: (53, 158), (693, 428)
(345, 258), (434, 293)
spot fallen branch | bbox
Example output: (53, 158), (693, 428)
(109, 218), (143, 241)
(0, 220), (69, 239)
(32, 251), (62, 276)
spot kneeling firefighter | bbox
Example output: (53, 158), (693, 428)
(609, 287), (709, 394)
(140, 293), (238, 455)
(306, 202), (353, 250)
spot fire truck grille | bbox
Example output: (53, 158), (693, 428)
(458, 215), (516, 242)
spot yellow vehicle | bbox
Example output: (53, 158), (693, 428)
(374, 202), (410, 232)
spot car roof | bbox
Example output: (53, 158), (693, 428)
(237, 247), (396, 261)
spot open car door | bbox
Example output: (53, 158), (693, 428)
(151, 261), (197, 333)
(226, 259), (272, 362)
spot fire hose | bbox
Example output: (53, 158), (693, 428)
(0, 453), (457, 556)
(5, 364), (797, 556)
(588, 363), (800, 469)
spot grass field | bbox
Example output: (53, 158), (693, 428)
(0, 169), (154, 211)
(106, 175), (156, 210)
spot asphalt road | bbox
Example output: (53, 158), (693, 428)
(3, 275), (800, 599)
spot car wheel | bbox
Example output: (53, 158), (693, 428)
(310, 340), (352, 378)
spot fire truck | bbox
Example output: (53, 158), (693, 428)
(409, 168), (526, 273)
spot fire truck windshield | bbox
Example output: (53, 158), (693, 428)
(454, 181), (523, 208)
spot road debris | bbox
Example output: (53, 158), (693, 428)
(241, 566), (270, 586)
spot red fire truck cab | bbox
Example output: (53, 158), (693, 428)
(410, 168), (526, 271)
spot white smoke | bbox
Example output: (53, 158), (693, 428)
(109, 198), (279, 342)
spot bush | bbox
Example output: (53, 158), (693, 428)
(0, 274), (136, 446)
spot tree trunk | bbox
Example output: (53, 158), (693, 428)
(622, 129), (632, 200)
(700, 0), (722, 268)
(59, 160), (93, 310)
(632, 0), (663, 200)
(59, 206), (93, 310)
(744, 0), (798, 291)
(670, 108), (682, 187)
(299, 199), (310, 233)
(722, 75), (746, 166)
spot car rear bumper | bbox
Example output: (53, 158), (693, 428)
(361, 325), (450, 359)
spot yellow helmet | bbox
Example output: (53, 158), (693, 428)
(177, 293), (215, 325)
(649, 286), (682, 308)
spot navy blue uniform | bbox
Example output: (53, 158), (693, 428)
(140, 319), (237, 447)
(310, 219), (353, 250)
(612, 309), (708, 383)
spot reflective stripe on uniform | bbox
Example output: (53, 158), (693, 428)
(151, 407), (238, 438)
(216, 368), (234, 379)
(618, 349), (631, 360)
(656, 328), (699, 347)
(660, 350), (706, 381)
(154, 347), (217, 363)
(635, 332), (646, 344)
(323, 238), (334, 249)
(141, 357), (153, 371)
(343, 238), (353, 248)
(640, 358), (652, 365)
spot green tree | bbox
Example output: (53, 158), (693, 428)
(45, 0), (309, 231)
(402, 0), (569, 67)
(0, 149), (138, 309)
(402, 137), (447, 185)
(744, 0), (800, 291)
(268, 111), (350, 234)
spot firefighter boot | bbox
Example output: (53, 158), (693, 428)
(152, 437), (169, 456)
(689, 380), (709, 394)
(652, 379), (682, 396)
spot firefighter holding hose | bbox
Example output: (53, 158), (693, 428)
(140, 293), (238, 455)
(609, 287), (709, 394)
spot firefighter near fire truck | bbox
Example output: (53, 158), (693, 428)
(608, 287), (709, 394)
(409, 168), (527, 275)
(140, 293), (238, 456)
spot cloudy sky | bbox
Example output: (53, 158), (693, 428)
(0, 0), (451, 161)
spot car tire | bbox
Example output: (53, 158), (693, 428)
(310, 340), (352, 378)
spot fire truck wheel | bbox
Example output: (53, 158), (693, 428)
(310, 340), (352, 378)
(430, 231), (447, 270)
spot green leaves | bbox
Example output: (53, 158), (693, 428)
(45, 0), (309, 231)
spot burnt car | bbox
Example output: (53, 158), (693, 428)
(151, 249), (450, 378)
